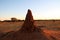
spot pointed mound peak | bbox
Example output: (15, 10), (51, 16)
(27, 9), (32, 15)
(28, 9), (31, 12)
(25, 9), (33, 21)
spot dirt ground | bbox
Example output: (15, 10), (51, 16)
(0, 20), (60, 32)
(0, 20), (60, 40)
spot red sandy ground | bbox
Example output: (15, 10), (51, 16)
(0, 28), (60, 40)
(43, 29), (60, 40)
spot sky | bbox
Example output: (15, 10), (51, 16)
(0, 0), (60, 20)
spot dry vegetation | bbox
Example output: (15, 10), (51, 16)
(0, 20), (60, 32)
(0, 22), (23, 32)
(0, 20), (60, 40)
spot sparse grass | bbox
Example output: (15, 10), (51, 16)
(0, 21), (60, 40)
(0, 20), (60, 32)
(0, 22), (23, 32)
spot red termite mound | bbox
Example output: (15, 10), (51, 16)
(20, 9), (40, 32)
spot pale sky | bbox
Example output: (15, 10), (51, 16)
(0, 0), (60, 20)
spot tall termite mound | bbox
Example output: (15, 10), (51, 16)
(20, 9), (40, 32)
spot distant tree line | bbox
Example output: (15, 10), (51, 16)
(0, 17), (24, 22)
